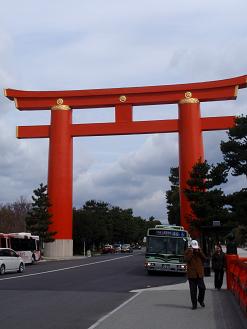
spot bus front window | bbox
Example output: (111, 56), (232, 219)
(147, 237), (186, 255)
(147, 237), (164, 253)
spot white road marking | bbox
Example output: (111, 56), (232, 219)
(87, 291), (141, 329)
(0, 254), (134, 281)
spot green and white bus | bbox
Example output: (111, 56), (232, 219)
(145, 225), (190, 274)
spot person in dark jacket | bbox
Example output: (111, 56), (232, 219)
(212, 245), (226, 290)
(184, 240), (207, 310)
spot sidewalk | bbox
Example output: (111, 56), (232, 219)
(88, 248), (247, 329)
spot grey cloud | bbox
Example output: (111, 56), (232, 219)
(73, 163), (169, 219)
(120, 134), (178, 176)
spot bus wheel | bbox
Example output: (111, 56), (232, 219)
(18, 263), (24, 273)
(0, 264), (5, 275)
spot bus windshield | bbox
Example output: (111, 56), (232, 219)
(147, 236), (187, 255)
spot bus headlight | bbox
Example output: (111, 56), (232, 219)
(177, 264), (186, 270)
(146, 262), (155, 267)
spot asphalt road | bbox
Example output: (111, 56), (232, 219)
(0, 250), (186, 329)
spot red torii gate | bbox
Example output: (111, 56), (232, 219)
(4, 75), (247, 257)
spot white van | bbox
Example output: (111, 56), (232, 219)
(0, 248), (25, 275)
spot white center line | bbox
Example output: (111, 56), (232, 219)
(0, 254), (134, 281)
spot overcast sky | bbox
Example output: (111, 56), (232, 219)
(0, 1), (247, 222)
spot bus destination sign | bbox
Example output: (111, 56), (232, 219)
(149, 229), (187, 238)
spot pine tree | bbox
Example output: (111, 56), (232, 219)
(225, 188), (247, 228)
(184, 160), (229, 230)
(26, 183), (56, 244)
(166, 167), (180, 226)
(220, 115), (247, 178)
(220, 115), (247, 242)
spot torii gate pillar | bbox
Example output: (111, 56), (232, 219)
(179, 93), (204, 227)
(46, 101), (73, 257)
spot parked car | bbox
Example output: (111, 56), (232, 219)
(0, 248), (25, 275)
(121, 244), (133, 253)
(133, 243), (142, 250)
(102, 244), (115, 254)
(113, 244), (122, 253)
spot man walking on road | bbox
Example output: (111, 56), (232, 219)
(184, 240), (207, 310)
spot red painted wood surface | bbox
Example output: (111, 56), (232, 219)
(47, 109), (73, 239)
(5, 75), (246, 110)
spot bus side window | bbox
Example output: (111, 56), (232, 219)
(0, 238), (7, 248)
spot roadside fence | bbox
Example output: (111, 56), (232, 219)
(226, 254), (247, 314)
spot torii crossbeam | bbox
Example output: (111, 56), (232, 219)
(5, 75), (247, 257)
